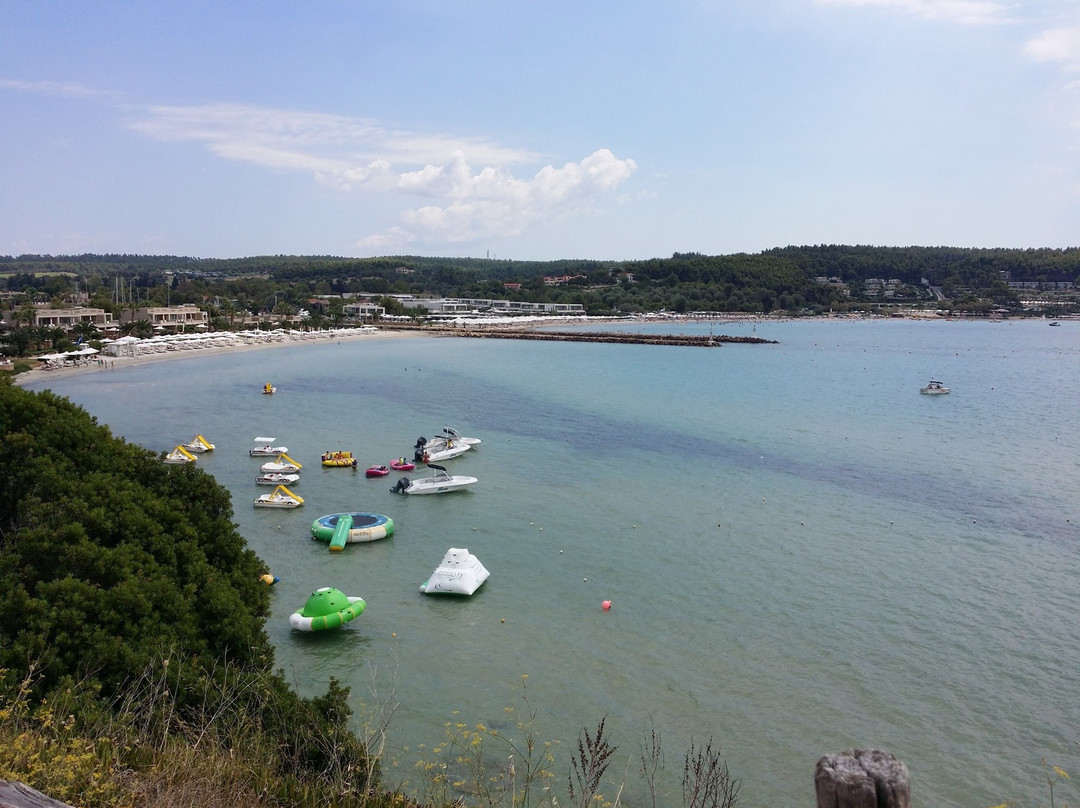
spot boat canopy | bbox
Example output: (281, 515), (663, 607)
(253, 436), (276, 443)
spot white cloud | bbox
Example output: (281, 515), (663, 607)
(814, 0), (1017, 25)
(357, 149), (638, 251)
(125, 102), (636, 251)
(128, 103), (537, 182)
(1023, 27), (1080, 67)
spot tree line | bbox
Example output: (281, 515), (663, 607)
(2, 245), (1079, 321)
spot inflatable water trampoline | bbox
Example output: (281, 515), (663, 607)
(311, 512), (394, 550)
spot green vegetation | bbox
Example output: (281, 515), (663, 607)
(1, 246), (1078, 330)
(0, 379), (388, 807)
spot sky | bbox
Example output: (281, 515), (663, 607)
(2, 0), (1080, 262)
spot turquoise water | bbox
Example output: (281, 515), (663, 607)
(25, 319), (1080, 808)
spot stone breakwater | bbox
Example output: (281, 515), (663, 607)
(410, 327), (778, 347)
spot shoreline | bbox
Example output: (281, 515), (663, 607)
(9, 310), (1036, 387)
(12, 326), (429, 387)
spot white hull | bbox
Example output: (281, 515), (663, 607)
(440, 427), (482, 447)
(260, 461), (301, 473)
(254, 484), (303, 508)
(422, 444), (471, 462)
(257, 473), (300, 485)
(391, 464), (477, 495)
(401, 477), (477, 495)
(250, 446), (288, 456)
(254, 498), (302, 508)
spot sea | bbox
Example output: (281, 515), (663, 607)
(22, 317), (1080, 808)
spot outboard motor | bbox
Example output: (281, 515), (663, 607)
(414, 437), (427, 449)
(391, 477), (411, 494)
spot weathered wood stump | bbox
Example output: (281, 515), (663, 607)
(0, 781), (74, 808)
(814, 749), (910, 808)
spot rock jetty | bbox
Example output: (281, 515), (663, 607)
(435, 327), (777, 347)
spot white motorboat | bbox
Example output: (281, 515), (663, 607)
(181, 434), (215, 452)
(256, 472), (300, 486)
(250, 436), (288, 456)
(254, 484), (304, 508)
(413, 435), (471, 463)
(390, 464), (477, 495)
(439, 427), (482, 447)
(260, 453), (303, 473)
(920, 379), (950, 395)
(419, 547), (490, 595)
(163, 445), (198, 464)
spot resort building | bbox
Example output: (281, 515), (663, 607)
(28, 306), (115, 330)
(123, 305), (209, 330)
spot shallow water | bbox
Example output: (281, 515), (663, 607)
(26, 318), (1080, 808)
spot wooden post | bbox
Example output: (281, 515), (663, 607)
(815, 749), (911, 808)
(0, 780), (75, 808)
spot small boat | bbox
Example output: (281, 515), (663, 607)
(920, 379), (950, 395)
(321, 450), (358, 468)
(390, 463), (478, 495)
(365, 465), (389, 477)
(260, 453), (303, 473)
(439, 427), (482, 447)
(253, 484), (304, 508)
(413, 435), (471, 463)
(256, 472), (300, 486)
(311, 512), (394, 549)
(390, 458), (416, 471)
(181, 434), (215, 452)
(1049, 321), (1060, 326)
(419, 548), (490, 595)
(163, 445), (198, 464)
(262, 383), (276, 394)
(250, 437), (288, 456)
(289, 587), (365, 631)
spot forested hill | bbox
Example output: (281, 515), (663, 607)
(3, 246), (1078, 317)
(3, 246), (1079, 287)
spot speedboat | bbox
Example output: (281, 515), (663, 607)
(256, 472), (300, 486)
(289, 587), (365, 631)
(163, 445), (198, 464)
(253, 484), (304, 508)
(250, 437), (288, 456)
(365, 465), (389, 478)
(413, 435), (471, 463)
(321, 450), (358, 468)
(181, 434), (215, 452)
(311, 512), (394, 549)
(390, 464), (477, 495)
(390, 458), (416, 471)
(419, 548), (490, 595)
(260, 453), (303, 473)
(920, 379), (950, 395)
(439, 427), (482, 447)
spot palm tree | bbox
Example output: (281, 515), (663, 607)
(72, 320), (100, 343)
(132, 319), (154, 339)
(13, 304), (37, 330)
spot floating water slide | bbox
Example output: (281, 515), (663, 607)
(329, 513), (354, 552)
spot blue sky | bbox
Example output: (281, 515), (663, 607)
(2, 0), (1079, 261)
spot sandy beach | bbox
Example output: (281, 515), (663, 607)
(12, 326), (429, 387)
